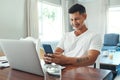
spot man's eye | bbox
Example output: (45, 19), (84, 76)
(71, 19), (73, 21)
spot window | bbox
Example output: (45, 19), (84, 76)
(38, 2), (62, 42)
(107, 7), (120, 33)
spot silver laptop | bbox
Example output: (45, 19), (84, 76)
(0, 39), (45, 76)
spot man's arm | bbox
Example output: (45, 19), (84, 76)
(44, 49), (100, 66)
(64, 50), (100, 66)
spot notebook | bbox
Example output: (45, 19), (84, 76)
(0, 39), (45, 76)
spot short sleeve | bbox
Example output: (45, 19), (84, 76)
(89, 34), (102, 51)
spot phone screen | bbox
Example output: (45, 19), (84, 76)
(42, 44), (53, 54)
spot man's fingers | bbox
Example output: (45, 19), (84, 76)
(44, 57), (52, 62)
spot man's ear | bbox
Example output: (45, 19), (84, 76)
(82, 13), (87, 20)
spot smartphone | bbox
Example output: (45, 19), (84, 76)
(42, 44), (53, 54)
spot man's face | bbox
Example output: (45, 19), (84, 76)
(69, 11), (86, 30)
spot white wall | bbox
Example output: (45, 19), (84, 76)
(0, 0), (26, 39)
(0, 0), (27, 52)
(110, 0), (120, 6)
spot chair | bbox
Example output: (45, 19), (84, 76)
(94, 55), (100, 68)
(102, 33), (119, 51)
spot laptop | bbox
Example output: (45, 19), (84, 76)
(0, 39), (45, 76)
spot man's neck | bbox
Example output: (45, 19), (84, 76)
(74, 25), (88, 36)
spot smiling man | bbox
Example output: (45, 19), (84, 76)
(44, 3), (102, 67)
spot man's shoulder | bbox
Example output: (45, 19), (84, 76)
(87, 30), (100, 36)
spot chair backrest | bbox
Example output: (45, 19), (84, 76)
(103, 33), (119, 46)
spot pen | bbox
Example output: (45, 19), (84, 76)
(0, 60), (8, 64)
(2, 61), (8, 64)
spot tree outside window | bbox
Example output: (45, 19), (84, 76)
(38, 2), (62, 42)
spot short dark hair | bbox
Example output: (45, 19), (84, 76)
(68, 3), (86, 14)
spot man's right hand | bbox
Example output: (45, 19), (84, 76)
(43, 54), (53, 64)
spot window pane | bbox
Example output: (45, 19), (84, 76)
(38, 2), (62, 42)
(107, 7), (120, 33)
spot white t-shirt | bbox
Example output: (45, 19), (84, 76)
(57, 30), (102, 57)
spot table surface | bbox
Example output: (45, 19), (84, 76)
(100, 51), (120, 66)
(100, 51), (120, 79)
(0, 66), (112, 80)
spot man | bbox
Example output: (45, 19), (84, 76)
(44, 3), (102, 67)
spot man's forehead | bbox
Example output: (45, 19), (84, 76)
(69, 12), (82, 17)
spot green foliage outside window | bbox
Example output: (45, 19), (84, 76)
(42, 8), (55, 21)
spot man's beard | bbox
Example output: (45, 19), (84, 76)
(72, 24), (82, 30)
(72, 23), (85, 30)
